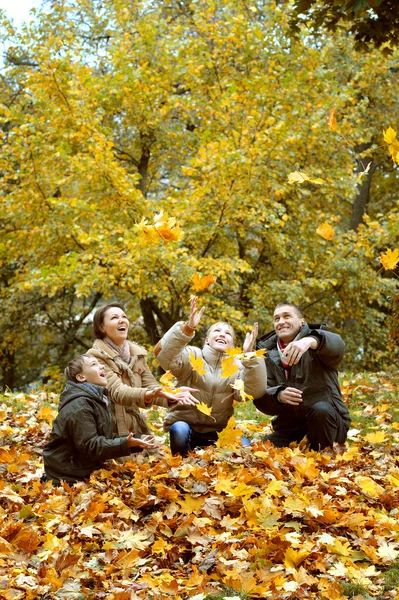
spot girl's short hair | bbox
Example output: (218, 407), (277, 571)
(64, 355), (88, 382)
(92, 303), (127, 340)
(206, 321), (236, 345)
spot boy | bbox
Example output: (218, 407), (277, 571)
(43, 355), (158, 485)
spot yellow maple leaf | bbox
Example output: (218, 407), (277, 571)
(220, 356), (239, 379)
(159, 370), (176, 391)
(383, 125), (397, 144)
(328, 108), (338, 132)
(191, 272), (217, 292)
(231, 378), (253, 402)
(284, 547), (310, 568)
(327, 538), (352, 556)
(135, 212), (183, 244)
(216, 416), (243, 448)
(196, 401), (212, 416)
(380, 248), (399, 270)
(355, 475), (385, 498)
(316, 222), (335, 240)
(189, 351), (206, 375)
(364, 431), (386, 443)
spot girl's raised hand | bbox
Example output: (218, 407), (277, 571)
(243, 322), (258, 354)
(188, 296), (206, 329)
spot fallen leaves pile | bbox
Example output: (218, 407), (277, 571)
(0, 372), (398, 599)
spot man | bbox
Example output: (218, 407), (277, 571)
(254, 302), (350, 450)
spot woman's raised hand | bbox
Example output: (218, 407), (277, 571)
(243, 322), (258, 354)
(127, 433), (159, 449)
(161, 387), (200, 406)
(188, 296), (206, 329)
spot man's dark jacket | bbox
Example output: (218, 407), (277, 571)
(43, 381), (131, 484)
(254, 323), (350, 440)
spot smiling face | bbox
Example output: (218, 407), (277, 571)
(101, 306), (130, 346)
(76, 357), (107, 387)
(273, 305), (304, 344)
(205, 322), (235, 353)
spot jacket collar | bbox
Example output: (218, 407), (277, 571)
(256, 322), (328, 351)
(92, 338), (148, 359)
(202, 343), (225, 367)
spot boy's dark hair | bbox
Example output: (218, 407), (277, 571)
(64, 355), (88, 382)
(274, 302), (304, 318)
(92, 303), (126, 340)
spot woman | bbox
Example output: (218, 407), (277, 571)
(154, 297), (267, 455)
(87, 303), (198, 439)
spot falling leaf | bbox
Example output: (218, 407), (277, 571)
(216, 416), (243, 448)
(316, 222), (335, 240)
(288, 171), (324, 185)
(356, 161), (371, 183)
(380, 248), (399, 270)
(221, 356), (239, 379)
(191, 273), (217, 291)
(135, 212), (183, 244)
(328, 108), (338, 131)
(189, 352), (206, 375)
(383, 126), (397, 144)
(159, 370), (176, 391)
(231, 378), (253, 402)
(196, 401), (212, 416)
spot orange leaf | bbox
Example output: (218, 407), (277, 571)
(328, 108), (338, 131)
(191, 272), (217, 291)
(316, 222), (335, 240)
(196, 401), (212, 416)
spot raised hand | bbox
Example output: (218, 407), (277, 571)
(188, 296), (206, 329)
(243, 322), (258, 353)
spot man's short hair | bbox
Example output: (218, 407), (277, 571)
(64, 355), (88, 382)
(274, 302), (304, 318)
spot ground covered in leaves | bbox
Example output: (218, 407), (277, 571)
(0, 372), (398, 600)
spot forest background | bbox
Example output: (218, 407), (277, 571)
(0, 0), (399, 390)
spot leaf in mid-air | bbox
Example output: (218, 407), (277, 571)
(316, 222), (335, 240)
(191, 273), (217, 291)
(189, 352), (206, 375)
(380, 248), (399, 270)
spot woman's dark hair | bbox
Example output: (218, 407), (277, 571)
(92, 303), (127, 340)
(64, 355), (88, 382)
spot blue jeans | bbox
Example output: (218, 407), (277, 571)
(169, 421), (251, 456)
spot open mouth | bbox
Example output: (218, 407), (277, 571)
(215, 338), (227, 344)
(117, 326), (127, 331)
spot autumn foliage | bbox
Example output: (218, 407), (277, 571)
(0, 372), (399, 599)
(0, 0), (398, 389)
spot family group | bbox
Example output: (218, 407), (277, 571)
(43, 298), (351, 485)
